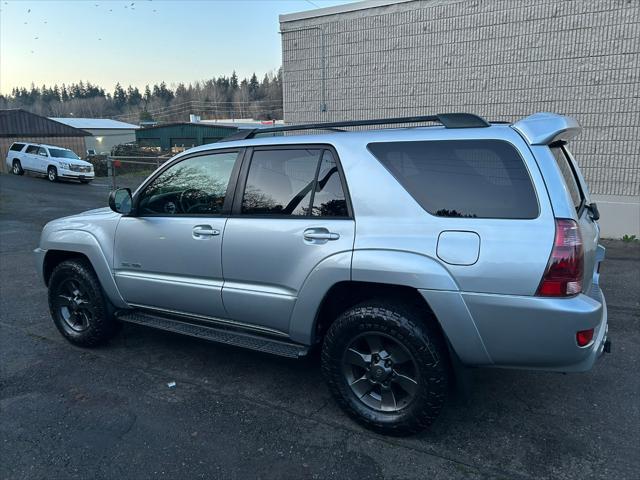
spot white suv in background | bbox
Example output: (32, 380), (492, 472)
(6, 142), (95, 183)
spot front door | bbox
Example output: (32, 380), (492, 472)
(114, 150), (241, 319)
(222, 146), (355, 333)
(36, 146), (49, 173)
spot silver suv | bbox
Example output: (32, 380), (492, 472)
(35, 112), (609, 435)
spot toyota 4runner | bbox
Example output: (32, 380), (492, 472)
(35, 112), (609, 435)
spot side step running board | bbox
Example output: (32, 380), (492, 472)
(117, 310), (309, 359)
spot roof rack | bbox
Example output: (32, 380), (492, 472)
(219, 113), (490, 142)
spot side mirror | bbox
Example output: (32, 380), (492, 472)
(587, 202), (600, 221)
(109, 188), (132, 215)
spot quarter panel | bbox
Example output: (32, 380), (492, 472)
(288, 251), (352, 344)
(339, 128), (556, 296)
(351, 249), (458, 291)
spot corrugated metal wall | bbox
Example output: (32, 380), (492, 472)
(135, 124), (238, 151)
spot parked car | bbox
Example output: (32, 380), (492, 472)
(6, 142), (94, 183)
(35, 112), (609, 435)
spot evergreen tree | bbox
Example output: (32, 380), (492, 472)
(113, 83), (127, 109)
(143, 85), (152, 103)
(126, 85), (142, 106)
(248, 73), (259, 100)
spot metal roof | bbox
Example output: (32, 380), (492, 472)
(0, 109), (90, 138)
(50, 117), (140, 130)
(137, 122), (240, 131)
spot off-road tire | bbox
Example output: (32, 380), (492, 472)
(47, 166), (58, 182)
(321, 300), (450, 435)
(12, 160), (24, 175)
(48, 259), (119, 347)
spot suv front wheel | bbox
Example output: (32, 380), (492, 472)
(48, 259), (120, 347)
(47, 166), (58, 182)
(321, 300), (450, 435)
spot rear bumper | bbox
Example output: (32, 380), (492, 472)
(462, 285), (608, 372)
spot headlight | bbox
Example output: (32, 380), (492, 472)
(59, 162), (70, 169)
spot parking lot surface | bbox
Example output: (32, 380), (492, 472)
(1, 173), (639, 480)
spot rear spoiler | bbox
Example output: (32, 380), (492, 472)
(511, 112), (582, 145)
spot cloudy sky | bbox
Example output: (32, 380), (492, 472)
(0, 0), (355, 94)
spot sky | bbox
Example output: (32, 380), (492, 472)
(0, 0), (355, 95)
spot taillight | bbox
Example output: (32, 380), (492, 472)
(536, 219), (584, 297)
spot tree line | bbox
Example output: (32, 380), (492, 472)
(0, 70), (283, 123)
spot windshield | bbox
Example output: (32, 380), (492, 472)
(48, 148), (80, 160)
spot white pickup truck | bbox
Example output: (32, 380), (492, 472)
(6, 142), (94, 183)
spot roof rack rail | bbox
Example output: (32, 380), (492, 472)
(219, 113), (490, 142)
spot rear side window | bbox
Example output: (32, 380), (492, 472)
(25, 145), (39, 154)
(311, 151), (348, 217)
(241, 148), (349, 217)
(10, 143), (25, 152)
(368, 140), (538, 219)
(550, 146), (583, 212)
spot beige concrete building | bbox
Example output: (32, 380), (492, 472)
(280, 0), (640, 237)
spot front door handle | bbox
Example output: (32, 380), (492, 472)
(192, 225), (220, 238)
(303, 228), (340, 242)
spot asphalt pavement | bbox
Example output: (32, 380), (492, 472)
(1, 172), (639, 479)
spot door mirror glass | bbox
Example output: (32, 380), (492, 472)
(109, 188), (132, 215)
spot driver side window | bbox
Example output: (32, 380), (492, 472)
(138, 151), (239, 215)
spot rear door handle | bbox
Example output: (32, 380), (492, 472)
(303, 228), (340, 242)
(192, 225), (220, 238)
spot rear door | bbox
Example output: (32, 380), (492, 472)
(550, 145), (599, 292)
(23, 145), (39, 170)
(221, 146), (354, 334)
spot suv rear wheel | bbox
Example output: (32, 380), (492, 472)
(12, 160), (24, 175)
(321, 300), (450, 435)
(48, 259), (120, 347)
(47, 166), (58, 182)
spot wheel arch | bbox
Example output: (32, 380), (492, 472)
(40, 230), (128, 308)
(289, 249), (491, 366)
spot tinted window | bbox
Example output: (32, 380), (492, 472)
(368, 140), (538, 219)
(49, 148), (80, 159)
(311, 151), (348, 217)
(551, 146), (583, 212)
(138, 151), (238, 215)
(10, 143), (25, 152)
(242, 149), (321, 215)
(25, 145), (39, 154)
(37, 147), (48, 156)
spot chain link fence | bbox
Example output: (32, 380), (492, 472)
(103, 155), (172, 191)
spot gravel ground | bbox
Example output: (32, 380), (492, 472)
(1, 172), (638, 480)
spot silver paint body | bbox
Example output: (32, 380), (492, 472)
(36, 113), (608, 372)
